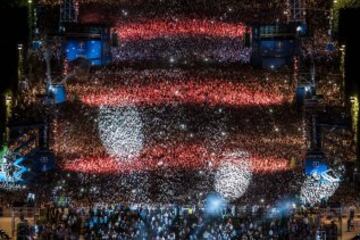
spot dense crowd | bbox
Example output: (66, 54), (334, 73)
(39, 0), (289, 24)
(3, 0), (353, 210)
(4, 64), (353, 207)
(39, 66), (308, 206)
(17, 204), (325, 240)
(111, 39), (251, 65)
(110, 18), (249, 65)
(2, 1), (358, 239)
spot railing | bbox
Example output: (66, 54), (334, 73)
(8, 207), (40, 239)
(0, 229), (10, 240)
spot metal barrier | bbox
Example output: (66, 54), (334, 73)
(8, 207), (40, 239)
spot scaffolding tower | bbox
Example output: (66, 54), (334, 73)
(59, 0), (78, 25)
(288, 0), (306, 23)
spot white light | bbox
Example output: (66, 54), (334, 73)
(98, 106), (144, 160)
(179, 123), (187, 130)
(214, 151), (252, 200)
(300, 176), (340, 206)
(169, 57), (175, 63)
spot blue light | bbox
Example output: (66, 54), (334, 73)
(0, 155), (28, 183)
(48, 84), (66, 104)
(204, 193), (227, 216)
(266, 198), (298, 219)
(65, 40), (103, 66)
(305, 159), (329, 176)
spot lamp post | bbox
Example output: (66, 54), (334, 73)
(28, 0), (33, 43)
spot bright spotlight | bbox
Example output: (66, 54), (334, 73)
(204, 193), (227, 216)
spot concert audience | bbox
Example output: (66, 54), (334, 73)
(0, 1), (356, 240)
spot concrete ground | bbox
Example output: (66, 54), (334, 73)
(0, 217), (34, 239)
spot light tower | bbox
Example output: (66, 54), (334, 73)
(288, 0), (306, 23)
(59, 0), (78, 31)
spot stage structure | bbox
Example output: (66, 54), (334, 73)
(59, 0), (78, 25)
(287, 0), (306, 23)
(64, 24), (112, 66)
(0, 146), (28, 185)
(296, 65), (316, 109)
(251, 24), (298, 70)
(304, 150), (341, 183)
(47, 84), (67, 104)
(0, 123), (56, 187)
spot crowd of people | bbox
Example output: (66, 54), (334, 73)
(109, 18), (251, 64)
(1, 0), (358, 239)
(7, 61), (352, 237)
(5, 64), (355, 207)
(17, 203), (325, 240)
(56, 0), (289, 25)
(111, 39), (252, 65)
(44, 66), (309, 206)
(113, 19), (247, 41)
